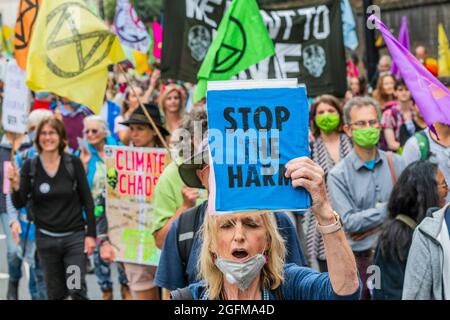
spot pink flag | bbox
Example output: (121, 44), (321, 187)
(370, 15), (450, 133)
(152, 21), (163, 59)
(391, 16), (410, 78)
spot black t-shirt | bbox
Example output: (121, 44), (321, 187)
(12, 154), (96, 237)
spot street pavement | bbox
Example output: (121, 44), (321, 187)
(0, 222), (123, 300)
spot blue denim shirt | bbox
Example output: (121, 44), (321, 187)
(155, 203), (307, 291)
(327, 149), (405, 252)
(188, 263), (361, 300)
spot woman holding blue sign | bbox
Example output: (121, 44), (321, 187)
(172, 157), (360, 300)
(305, 95), (352, 272)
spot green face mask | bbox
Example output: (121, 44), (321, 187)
(315, 114), (340, 133)
(352, 127), (381, 149)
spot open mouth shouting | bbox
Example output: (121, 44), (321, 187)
(231, 248), (249, 261)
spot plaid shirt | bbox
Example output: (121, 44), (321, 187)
(381, 102), (405, 141)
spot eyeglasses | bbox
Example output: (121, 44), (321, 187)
(40, 131), (58, 137)
(350, 120), (379, 128)
(84, 129), (99, 135)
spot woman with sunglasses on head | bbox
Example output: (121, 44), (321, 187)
(76, 115), (132, 300)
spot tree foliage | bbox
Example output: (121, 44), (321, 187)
(131, 0), (162, 22)
(103, 0), (162, 23)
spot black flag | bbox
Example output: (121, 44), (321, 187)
(162, 0), (347, 97)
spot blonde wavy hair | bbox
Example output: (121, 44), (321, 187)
(198, 212), (286, 300)
(158, 84), (186, 119)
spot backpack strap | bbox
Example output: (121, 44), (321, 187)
(29, 157), (38, 196)
(177, 204), (202, 271)
(62, 153), (77, 191)
(386, 151), (398, 185)
(17, 148), (29, 168)
(170, 287), (194, 300)
(415, 131), (430, 161)
(26, 157), (39, 222)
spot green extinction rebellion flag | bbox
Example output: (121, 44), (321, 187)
(193, 0), (275, 102)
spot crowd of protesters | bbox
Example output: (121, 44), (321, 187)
(1, 43), (450, 301)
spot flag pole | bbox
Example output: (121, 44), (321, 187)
(9, 133), (17, 194)
(117, 64), (172, 156)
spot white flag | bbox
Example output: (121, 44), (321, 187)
(113, 0), (150, 53)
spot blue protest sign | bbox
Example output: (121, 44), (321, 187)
(207, 80), (310, 212)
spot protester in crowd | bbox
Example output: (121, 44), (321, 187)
(402, 179), (449, 299)
(345, 76), (367, 103)
(99, 96), (121, 142)
(369, 55), (392, 91)
(372, 73), (396, 109)
(9, 117), (96, 300)
(106, 73), (118, 102)
(346, 54), (360, 79)
(113, 73), (128, 105)
(415, 45), (428, 64)
(0, 130), (33, 300)
(373, 161), (447, 300)
(114, 86), (143, 145)
(327, 96), (405, 300)
(143, 67), (162, 104)
(305, 95), (352, 271)
(398, 99), (426, 146)
(159, 84), (186, 134)
(349, 76), (367, 97)
(151, 107), (208, 250)
(8, 109), (53, 300)
(169, 154), (360, 300)
(100, 103), (169, 300)
(114, 74), (160, 146)
(415, 45), (438, 76)
(380, 79), (414, 152)
(56, 97), (93, 151)
(33, 91), (53, 111)
(156, 140), (308, 296)
(76, 115), (131, 300)
(402, 122), (450, 203)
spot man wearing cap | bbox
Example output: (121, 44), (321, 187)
(154, 137), (307, 295)
(151, 107), (208, 252)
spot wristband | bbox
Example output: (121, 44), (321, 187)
(316, 211), (342, 235)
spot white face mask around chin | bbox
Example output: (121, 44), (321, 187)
(214, 253), (266, 291)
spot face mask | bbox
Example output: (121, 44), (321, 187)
(215, 254), (266, 291)
(315, 113), (340, 133)
(352, 127), (381, 149)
